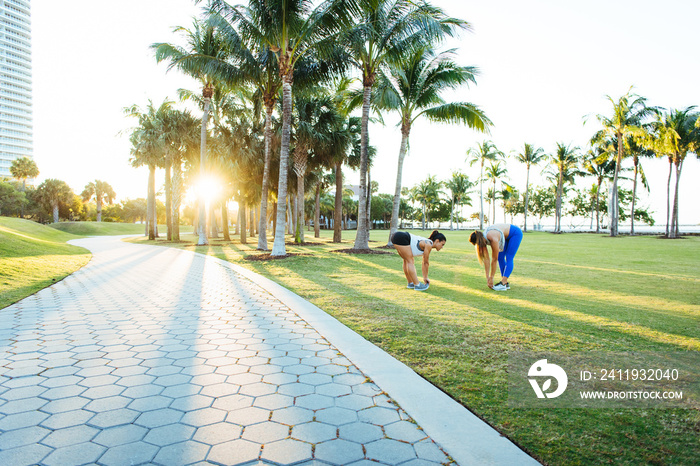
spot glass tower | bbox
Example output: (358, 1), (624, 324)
(0, 0), (32, 180)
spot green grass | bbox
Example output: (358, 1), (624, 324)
(0, 217), (90, 309)
(49, 221), (150, 236)
(131, 228), (700, 465)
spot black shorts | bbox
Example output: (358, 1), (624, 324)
(391, 231), (411, 246)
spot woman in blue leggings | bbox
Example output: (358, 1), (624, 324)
(469, 223), (523, 291)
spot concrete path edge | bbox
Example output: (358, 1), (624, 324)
(182, 248), (541, 466)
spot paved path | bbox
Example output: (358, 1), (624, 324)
(0, 236), (537, 466)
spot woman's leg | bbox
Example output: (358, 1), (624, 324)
(501, 226), (523, 282)
(402, 260), (411, 283)
(394, 245), (419, 284)
(498, 251), (507, 278)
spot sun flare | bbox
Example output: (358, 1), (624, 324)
(186, 175), (222, 207)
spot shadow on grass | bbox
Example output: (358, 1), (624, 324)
(249, 249), (700, 351)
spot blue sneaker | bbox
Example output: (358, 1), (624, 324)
(407, 283), (415, 289)
(414, 282), (429, 291)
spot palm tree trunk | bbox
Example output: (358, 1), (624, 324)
(96, 198), (103, 222)
(288, 194), (294, 235)
(240, 200), (247, 244)
(493, 180), (497, 227)
(354, 84), (372, 250)
(555, 172), (563, 233)
(523, 166), (530, 232)
(610, 135), (623, 237)
(388, 126), (409, 245)
(147, 164), (156, 240)
(52, 202), (59, 223)
(595, 179), (602, 233)
(165, 157), (172, 240)
(630, 157), (638, 235)
(197, 93), (211, 246)
(314, 183), (321, 238)
(272, 78), (292, 256)
(172, 161), (182, 241)
(235, 206), (240, 236)
(479, 159), (484, 230)
(209, 203), (218, 238)
(366, 168), (372, 231)
(449, 197), (454, 231)
(271, 202), (276, 234)
(258, 105), (274, 250)
(333, 162), (343, 243)
(295, 173), (305, 243)
(222, 200), (230, 241)
(249, 206), (255, 238)
(670, 160), (683, 238)
(665, 156), (672, 237)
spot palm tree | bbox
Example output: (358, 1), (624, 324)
(548, 142), (579, 233)
(515, 143), (546, 232)
(292, 91), (345, 243)
(148, 101), (192, 241)
(467, 140), (501, 229)
(35, 179), (73, 223)
(626, 137), (653, 235)
(328, 79), (362, 243)
(644, 107), (699, 238)
(593, 88), (655, 236)
(583, 143), (617, 233)
(413, 175), (442, 229)
(344, 0), (468, 250)
(154, 19), (230, 245)
(9, 156), (38, 192)
(485, 161), (507, 224)
(208, 0), (356, 256)
(125, 100), (171, 240)
(169, 109), (200, 241)
(374, 46), (491, 245)
(444, 171), (474, 230)
(201, 8), (282, 250)
(81, 181), (115, 222)
(10, 156), (38, 217)
(499, 182), (519, 223)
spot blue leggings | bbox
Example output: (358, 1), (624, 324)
(498, 225), (523, 278)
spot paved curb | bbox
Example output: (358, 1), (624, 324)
(193, 248), (540, 466)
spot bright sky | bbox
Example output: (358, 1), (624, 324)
(32, 0), (700, 226)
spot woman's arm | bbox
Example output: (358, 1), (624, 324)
(483, 259), (492, 288)
(421, 242), (432, 283)
(488, 240), (499, 287)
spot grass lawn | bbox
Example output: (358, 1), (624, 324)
(49, 220), (151, 236)
(0, 217), (90, 309)
(131, 228), (700, 465)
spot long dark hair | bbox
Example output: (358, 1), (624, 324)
(429, 230), (446, 242)
(469, 230), (488, 265)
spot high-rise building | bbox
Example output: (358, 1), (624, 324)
(0, 0), (32, 180)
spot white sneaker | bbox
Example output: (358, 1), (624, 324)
(415, 282), (429, 291)
(493, 282), (508, 291)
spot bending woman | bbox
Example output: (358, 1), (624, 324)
(390, 230), (446, 291)
(469, 223), (523, 291)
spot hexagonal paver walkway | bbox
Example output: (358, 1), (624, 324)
(0, 236), (538, 466)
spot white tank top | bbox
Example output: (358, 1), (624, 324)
(409, 234), (433, 256)
(484, 226), (505, 252)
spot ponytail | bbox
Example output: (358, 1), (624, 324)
(429, 230), (446, 242)
(469, 230), (488, 265)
